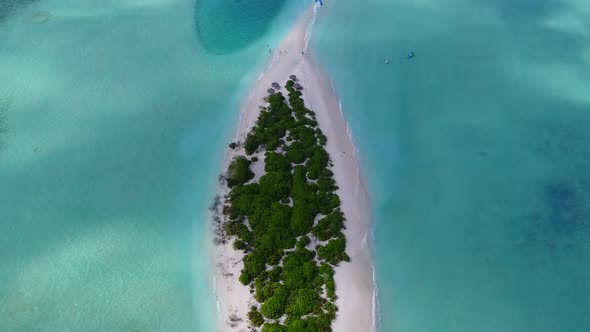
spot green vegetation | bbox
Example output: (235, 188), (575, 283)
(312, 211), (345, 241)
(226, 156), (254, 187)
(261, 323), (287, 332)
(248, 309), (265, 327)
(318, 237), (350, 265)
(221, 80), (349, 331)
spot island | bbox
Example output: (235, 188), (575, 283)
(216, 77), (347, 332)
(211, 5), (374, 332)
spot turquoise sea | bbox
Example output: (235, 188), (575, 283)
(312, 0), (590, 331)
(1, 0), (589, 331)
(0, 0), (305, 330)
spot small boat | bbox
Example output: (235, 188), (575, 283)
(407, 51), (415, 59)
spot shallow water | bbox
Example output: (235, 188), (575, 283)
(0, 0), (305, 330)
(312, 0), (590, 331)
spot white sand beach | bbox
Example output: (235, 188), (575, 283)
(212, 5), (374, 332)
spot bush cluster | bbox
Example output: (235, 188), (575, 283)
(221, 80), (350, 331)
(317, 237), (350, 265)
(226, 156), (254, 188)
(248, 309), (264, 327)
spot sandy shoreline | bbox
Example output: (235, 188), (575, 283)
(212, 5), (374, 332)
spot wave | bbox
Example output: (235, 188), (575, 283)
(213, 276), (221, 314)
(372, 261), (380, 330)
(330, 74), (379, 332)
(303, 3), (321, 52)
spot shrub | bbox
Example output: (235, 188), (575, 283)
(247, 203), (291, 237)
(260, 294), (287, 319)
(321, 168), (333, 178)
(261, 323), (287, 332)
(325, 279), (336, 300)
(268, 266), (282, 282)
(265, 152), (292, 172)
(282, 250), (318, 289)
(286, 147), (306, 164)
(223, 222), (253, 244)
(306, 314), (332, 331)
(285, 288), (321, 317)
(258, 171), (292, 201)
(243, 251), (267, 277)
(251, 156), (259, 162)
(229, 142), (237, 149)
(232, 223), (254, 244)
(290, 204), (316, 236)
(248, 309), (265, 327)
(233, 239), (247, 250)
(256, 230), (296, 255)
(290, 166), (318, 235)
(268, 92), (286, 105)
(324, 302), (338, 317)
(239, 271), (252, 285)
(318, 263), (335, 279)
(226, 156), (254, 187)
(312, 211), (345, 241)
(317, 237), (350, 265)
(308, 183), (319, 193)
(292, 126), (316, 149)
(307, 165), (320, 180)
(296, 235), (310, 249)
(316, 191), (340, 215)
(244, 133), (259, 155)
(285, 318), (308, 332)
(255, 281), (279, 302)
(266, 137), (282, 151)
(317, 176), (338, 192)
(329, 194), (340, 210)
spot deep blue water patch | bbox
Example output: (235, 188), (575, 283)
(544, 180), (589, 236)
(0, 0), (38, 22)
(527, 112), (590, 241)
(194, 0), (288, 54)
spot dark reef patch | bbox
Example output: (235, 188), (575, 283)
(518, 177), (590, 257)
(544, 179), (590, 236)
(0, 0), (39, 22)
